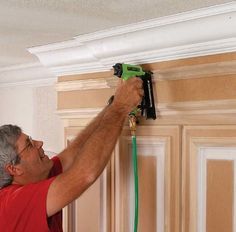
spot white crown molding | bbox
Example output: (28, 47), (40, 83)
(29, 2), (236, 77)
(74, 2), (236, 42)
(0, 63), (56, 87)
(0, 77), (57, 88)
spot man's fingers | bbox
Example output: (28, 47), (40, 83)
(139, 89), (144, 97)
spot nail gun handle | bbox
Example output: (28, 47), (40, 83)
(113, 63), (156, 120)
(113, 63), (145, 80)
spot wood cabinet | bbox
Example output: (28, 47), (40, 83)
(116, 126), (181, 232)
(57, 52), (236, 232)
(182, 126), (236, 232)
(62, 124), (236, 232)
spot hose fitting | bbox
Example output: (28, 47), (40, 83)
(129, 114), (137, 136)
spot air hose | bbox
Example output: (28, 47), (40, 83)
(129, 114), (139, 232)
(112, 63), (156, 231)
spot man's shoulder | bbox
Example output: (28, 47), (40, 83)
(49, 156), (63, 177)
(0, 184), (22, 208)
(0, 184), (21, 194)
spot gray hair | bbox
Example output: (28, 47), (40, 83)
(0, 125), (22, 188)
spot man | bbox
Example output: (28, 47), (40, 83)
(0, 77), (143, 231)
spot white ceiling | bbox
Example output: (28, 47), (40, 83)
(0, 0), (233, 78)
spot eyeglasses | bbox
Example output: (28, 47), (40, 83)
(10, 136), (34, 165)
(18, 136), (34, 155)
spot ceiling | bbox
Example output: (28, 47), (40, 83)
(0, 0), (233, 77)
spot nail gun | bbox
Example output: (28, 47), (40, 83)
(113, 63), (156, 120)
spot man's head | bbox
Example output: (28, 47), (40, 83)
(0, 125), (22, 188)
(0, 125), (52, 188)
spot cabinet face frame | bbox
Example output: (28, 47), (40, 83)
(182, 126), (236, 232)
(115, 125), (181, 232)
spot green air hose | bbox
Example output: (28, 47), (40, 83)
(129, 114), (139, 232)
(112, 63), (156, 231)
(132, 135), (139, 232)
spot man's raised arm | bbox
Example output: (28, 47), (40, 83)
(47, 77), (143, 216)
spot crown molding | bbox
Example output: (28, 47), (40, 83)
(74, 2), (236, 43)
(0, 63), (56, 87)
(29, 2), (236, 77)
(0, 77), (57, 88)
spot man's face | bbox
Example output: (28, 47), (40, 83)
(14, 133), (53, 183)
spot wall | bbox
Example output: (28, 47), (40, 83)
(0, 83), (64, 156)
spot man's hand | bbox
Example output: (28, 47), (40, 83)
(112, 77), (144, 114)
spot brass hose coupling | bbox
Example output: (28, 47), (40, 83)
(128, 114), (137, 136)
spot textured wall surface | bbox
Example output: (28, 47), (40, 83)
(0, 84), (64, 156)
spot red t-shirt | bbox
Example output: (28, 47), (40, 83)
(0, 156), (63, 232)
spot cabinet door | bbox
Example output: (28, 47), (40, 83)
(62, 127), (111, 232)
(182, 126), (236, 232)
(115, 126), (181, 232)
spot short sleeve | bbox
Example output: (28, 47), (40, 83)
(0, 157), (63, 232)
(2, 177), (55, 232)
(0, 178), (56, 231)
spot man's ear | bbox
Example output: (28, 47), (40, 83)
(5, 164), (23, 176)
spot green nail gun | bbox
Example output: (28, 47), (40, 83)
(113, 63), (156, 120)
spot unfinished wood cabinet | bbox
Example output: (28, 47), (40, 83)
(62, 124), (236, 232)
(62, 124), (181, 232)
(182, 126), (236, 232)
(116, 125), (236, 232)
(116, 126), (181, 232)
(57, 52), (236, 232)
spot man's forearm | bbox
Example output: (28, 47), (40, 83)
(58, 105), (109, 171)
(67, 103), (127, 191)
(70, 106), (109, 153)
